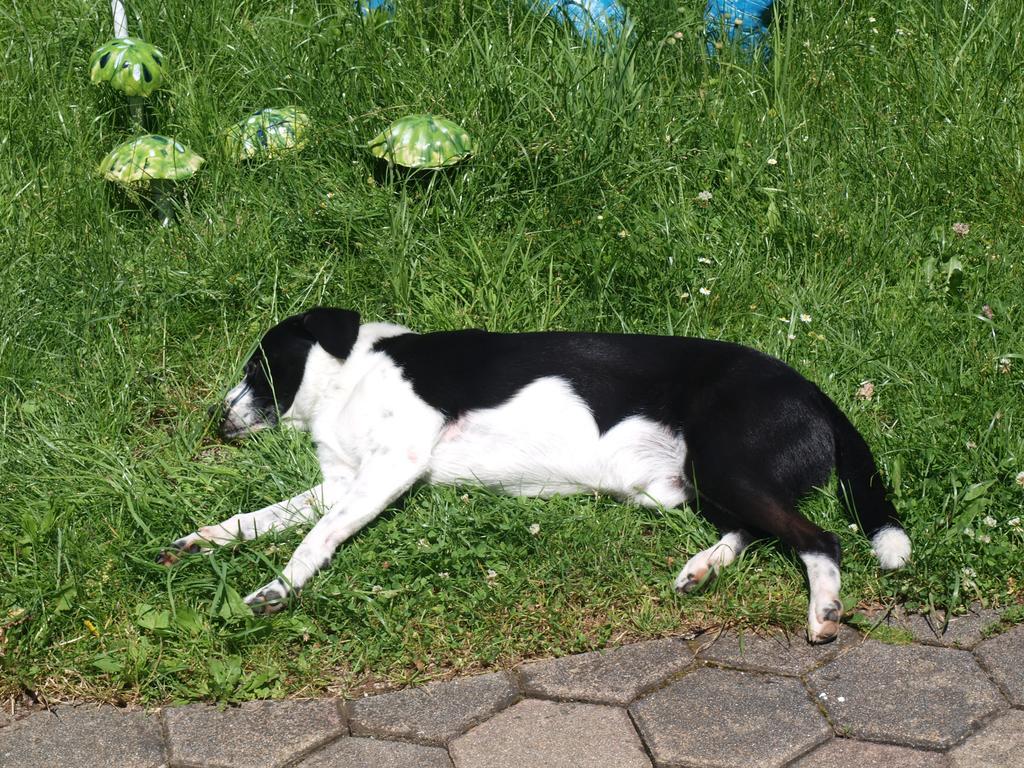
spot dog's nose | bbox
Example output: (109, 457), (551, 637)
(206, 404), (221, 420)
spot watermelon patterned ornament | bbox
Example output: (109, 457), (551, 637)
(224, 107), (311, 161)
(368, 115), (474, 170)
(99, 135), (204, 185)
(89, 38), (166, 97)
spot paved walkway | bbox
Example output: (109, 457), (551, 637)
(2, 606), (1022, 767)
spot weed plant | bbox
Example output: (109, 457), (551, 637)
(1, 0), (1022, 703)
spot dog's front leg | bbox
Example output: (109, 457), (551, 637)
(158, 483), (350, 564)
(244, 438), (438, 613)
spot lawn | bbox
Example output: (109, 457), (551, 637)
(1, 0), (1022, 705)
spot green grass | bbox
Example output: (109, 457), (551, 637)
(2, 0), (1023, 704)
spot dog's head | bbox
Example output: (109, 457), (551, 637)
(218, 308), (360, 439)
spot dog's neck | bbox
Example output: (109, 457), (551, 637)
(281, 322), (412, 433)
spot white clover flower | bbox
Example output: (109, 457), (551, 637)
(952, 221), (970, 237)
(697, 190), (713, 203)
(417, 538), (430, 549)
(767, 157), (778, 166)
(1008, 517), (1021, 527)
(486, 569), (498, 580)
(800, 313), (812, 323)
(848, 523), (858, 532)
(371, 584), (383, 593)
(983, 516), (998, 528)
(787, 333), (797, 341)
(698, 257), (713, 264)
(438, 571), (450, 579)
(964, 527), (975, 538)
(856, 381), (875, 401)
(699, 287), (712, 296)
(1016, 471), (1024, 487)
(529, 523), (540, 536)
(963, 566), (977, 578)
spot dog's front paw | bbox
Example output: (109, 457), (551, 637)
(244, 580), (290, 615)
(155, 537), (204, 566)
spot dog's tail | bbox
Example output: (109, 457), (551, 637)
(820, 390), (911, 570)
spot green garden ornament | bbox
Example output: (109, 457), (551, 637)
(89, 38), (165, 97)
(368, 115), (474, 169)
(224, 107), (311, 161)
(99, 135), (203, 225)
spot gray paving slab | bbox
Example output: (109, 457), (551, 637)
(449, 698), (651, 768)
(973, 623), (1024, 705)
(807, 641), (1005, 749)
(0, 705), (165, 768)
(696, 626), (857, 676)
(948, 709), (1024, 767)
(900, 605), (1000, 648)
(629, 667), (830, 768)
(518, 637), (692, 705)
(164, 699), (344, 768)
(789, 738), (948, 767)
(349, 671), (518, 745)
(296, 735), (453, 767)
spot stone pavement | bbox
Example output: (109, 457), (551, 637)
(2, 607), (1022, 768)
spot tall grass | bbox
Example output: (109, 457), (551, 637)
(1, 0), (1022, 703)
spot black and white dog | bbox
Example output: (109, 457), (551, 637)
(163, 308), (911, 643)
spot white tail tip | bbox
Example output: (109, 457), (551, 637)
(872, 526), (911, 570)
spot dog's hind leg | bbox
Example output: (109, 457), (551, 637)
(158, 483), (338, 564)
(674, 530), (752, 593)
(704, 485), (843, 644)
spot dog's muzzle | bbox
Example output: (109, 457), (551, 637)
(215, 382), (275, 440)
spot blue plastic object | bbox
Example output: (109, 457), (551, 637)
(705, 0), (774, 59)
(534, 0), (629, 44)
(355, 0), (395, 18)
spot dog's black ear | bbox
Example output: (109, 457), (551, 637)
(301, 308), (361, 359)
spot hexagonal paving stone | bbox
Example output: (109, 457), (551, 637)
(629, 667), (830, 768)
(790, 738), (947, 767)
(296, 736), (453, 767)
(948, 709), (1024, 767)
(0, 706), (164, 768)
(349, 672), (518, 745)
(974, 623), (1024, 705)
(900, 605), (1000, 648)
(696, 626), (856, 676)
(449, 698), (650, 768)
(807, 641), (1005, 749)
(518, 637), (692, 705)
(164, 699), (344, 768)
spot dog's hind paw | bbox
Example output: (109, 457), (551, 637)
(244, 580), (289, 615)
(673, 565), (716, 594)
(807, 599), (843, 644)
